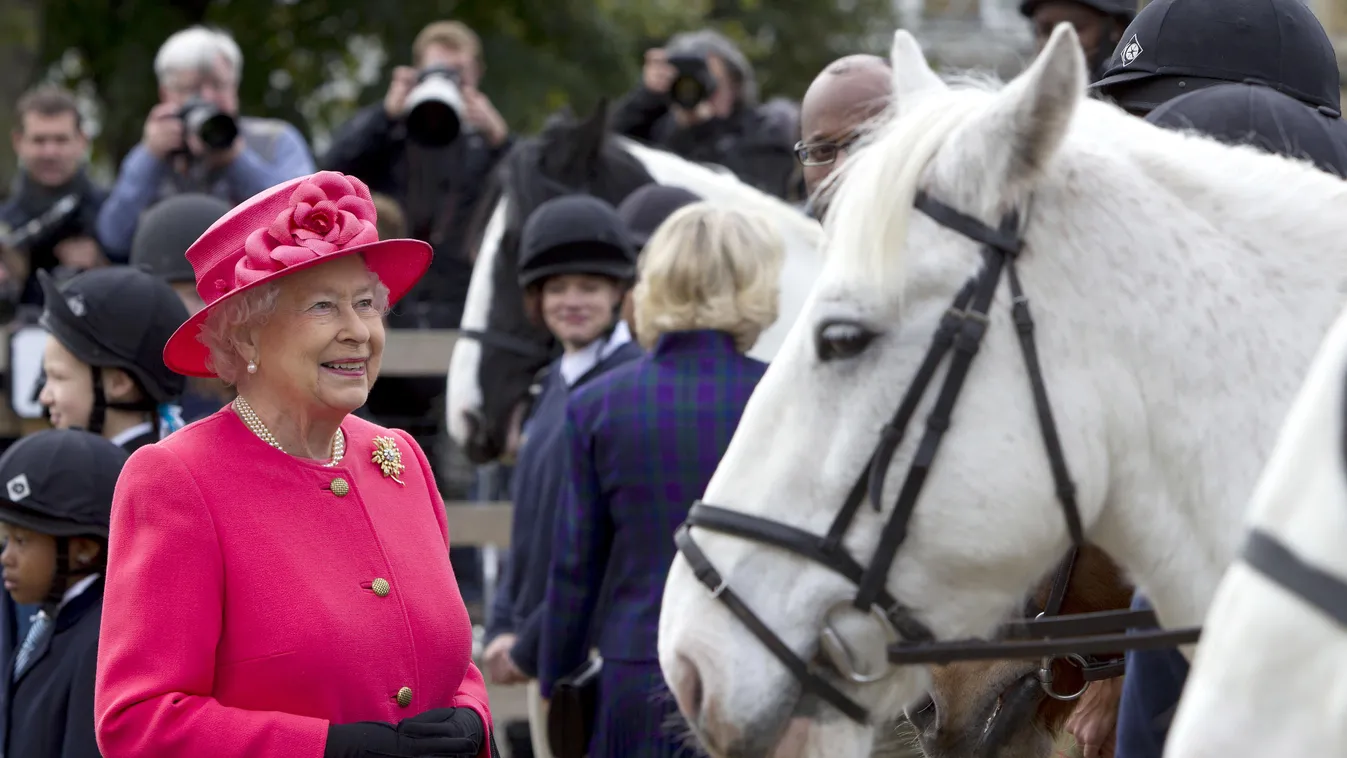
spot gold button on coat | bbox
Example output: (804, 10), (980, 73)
(396, 686), (413, 708)
(372, 578), (391, 597)
(330, 478), (350, 497)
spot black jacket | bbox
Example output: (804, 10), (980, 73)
(0, 171), (108, 305)
(320, 104), (513, 328)
(610, 86), (803, 202)
(1, 578), (103, 758)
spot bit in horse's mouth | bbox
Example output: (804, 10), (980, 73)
(977, 670), (1043, 754)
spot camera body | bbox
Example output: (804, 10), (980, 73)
(667, 53), (719, 111)
(404, 65), (471, 147)
(179, 98), (239, 151)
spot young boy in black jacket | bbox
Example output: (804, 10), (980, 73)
(0, 429), (128, 758)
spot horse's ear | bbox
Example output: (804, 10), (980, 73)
(890, 30), (946, 109)
(954, 22), (1085, 197)
(577, 97), (611, 164)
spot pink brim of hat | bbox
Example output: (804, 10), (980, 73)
(163, 238), (431, 379)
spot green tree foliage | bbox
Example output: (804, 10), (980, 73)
(24, 0), (896, 176)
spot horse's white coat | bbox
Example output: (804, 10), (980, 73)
(1163, 301), (1347, 756)
(444, 139), (824, 449)
(445, 198), (507, 447)
(658, 24), (1347, 756)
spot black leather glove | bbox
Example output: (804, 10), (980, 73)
(324, 707), (484, 758)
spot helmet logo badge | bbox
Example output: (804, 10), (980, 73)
(66, 294), (86, 318)
(1120, 35), (1144, 67)
(6, 474), (31, 502)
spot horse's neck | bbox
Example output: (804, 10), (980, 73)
(1030, 138), (1347, 630)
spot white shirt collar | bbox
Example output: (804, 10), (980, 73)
(558, 321), (632, 386)
(108, 421), (154, 448)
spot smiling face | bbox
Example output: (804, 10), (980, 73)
(248, 256), (386, 420)
(38, 337), (94, 430)
(538, 273), (624, 351)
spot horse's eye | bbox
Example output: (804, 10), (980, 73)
(815, 320), (877, 362)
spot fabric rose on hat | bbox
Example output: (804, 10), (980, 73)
(235, 172), (380, 287)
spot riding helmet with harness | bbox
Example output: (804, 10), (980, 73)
(39, 266), (190, 445)
(518, 194), (639, 289)
(616, 184), (702, 251)
(1091, 0), (1342, 116)
(0, 428), (127, 616)
(130, 193), (231, 284)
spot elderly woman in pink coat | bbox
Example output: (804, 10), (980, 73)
(93, 171), (495, 758)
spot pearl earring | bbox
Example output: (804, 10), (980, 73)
(247, 360), (257, 375)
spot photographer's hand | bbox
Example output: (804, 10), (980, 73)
(463, 86), (509, 148)
(385, 66), (419, 120)
(143, 103), (185, 160)
(673, 100), (716, 128)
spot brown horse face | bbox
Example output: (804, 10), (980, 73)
(904, 545), (1133, 758)
(904, 661), (1055, 758)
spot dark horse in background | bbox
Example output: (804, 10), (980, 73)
(451, 100), (656, 465)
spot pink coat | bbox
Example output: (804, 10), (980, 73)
(94, 408), (492, 758)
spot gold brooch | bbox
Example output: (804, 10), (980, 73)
(371, 436), (406, 485)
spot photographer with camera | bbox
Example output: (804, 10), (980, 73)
(95, 25), (315, 261)
(321, 20), (511, 331)
(611, 29), (802, 202)
(0, 86), (108, 318)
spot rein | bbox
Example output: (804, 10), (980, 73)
(674, 189), (1202, 724)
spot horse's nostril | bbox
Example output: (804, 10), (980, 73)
(669, 653), (705, 723)
(905, 693), (937, 731)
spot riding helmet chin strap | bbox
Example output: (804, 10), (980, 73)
(87, 365), (157, 436)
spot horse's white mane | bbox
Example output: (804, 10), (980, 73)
(822, 85), (994, 292)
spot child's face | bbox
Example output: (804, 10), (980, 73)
(0, 523), (56, 605)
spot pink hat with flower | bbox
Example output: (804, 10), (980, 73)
(162, 171), (432, 378)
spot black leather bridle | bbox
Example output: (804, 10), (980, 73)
(674, 189), (1202, 724)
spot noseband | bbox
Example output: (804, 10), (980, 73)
(674, 190), (1202, 724)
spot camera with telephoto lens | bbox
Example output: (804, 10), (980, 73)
(404, 65), (470, 147)
(667, 52), (718, 111)
(179, 98), (239, 151)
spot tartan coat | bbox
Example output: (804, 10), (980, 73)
(94, 409), (492, 758)
(537, 329), (767, 694)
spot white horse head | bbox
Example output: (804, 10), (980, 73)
(445, 115), (823, 462)
(1165, 301), (1347, 756)
(659, 22), (1347, 756)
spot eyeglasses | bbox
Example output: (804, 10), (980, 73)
(794, 133), (861, 166)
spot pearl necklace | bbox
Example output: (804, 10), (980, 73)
(233, 395), (345, 467)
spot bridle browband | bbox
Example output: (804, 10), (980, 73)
(674, 189), (1202, 724)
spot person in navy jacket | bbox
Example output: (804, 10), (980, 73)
(538, 203), (784, 757)
(480, 195), (644, 757)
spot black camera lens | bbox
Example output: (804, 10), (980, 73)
(180, 100), (239, 151)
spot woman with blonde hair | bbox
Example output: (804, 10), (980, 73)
(536, 202), (782, 757)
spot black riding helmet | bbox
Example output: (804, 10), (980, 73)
(1147, 83), (1347, 178)
(130, 194), (231, 283)
(1091, 0), (1341, 116)
(0, 428), (127, 612)
(517, 195), (637, 289)
(39, 266), (190, 435)
(617, 184), (702, 251)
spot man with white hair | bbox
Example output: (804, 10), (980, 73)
(95, 25), (314, 259)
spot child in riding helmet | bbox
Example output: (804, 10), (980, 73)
(38, 266), (190, 452)
(482, 194), (644, 757)
(0, 429), (128, 758)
